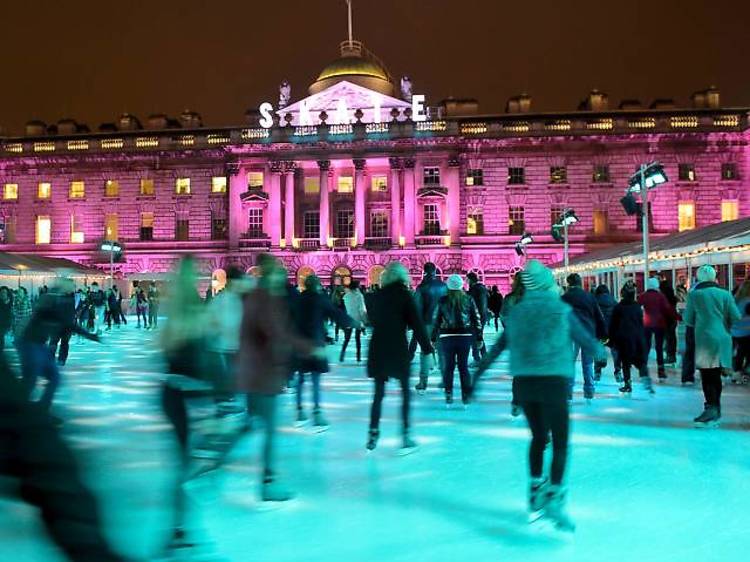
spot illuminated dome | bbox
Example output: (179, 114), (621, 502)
(309, 40), (395, 96)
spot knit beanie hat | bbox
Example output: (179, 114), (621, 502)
(696, 264), (717, 283)
(447, 274), (464, 291)
(521, 260), (556, 291)
(646, 277), (660, 291)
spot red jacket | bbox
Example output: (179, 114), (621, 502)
(638, 290), (678, 330)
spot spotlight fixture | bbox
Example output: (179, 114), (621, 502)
(628, 162), (667, 193)
(514, 232), (534, 256)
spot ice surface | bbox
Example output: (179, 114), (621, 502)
(1, 323), (749, 562)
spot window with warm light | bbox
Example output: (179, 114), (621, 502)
(69, 181), (85, 199)
(370, 211), (389, 237)
(70, 215), (85, 243)
(248, 209), (264, 238)
(721, 200), (739, 222)
(423, 204), (441, 235)
(303, 211), (320, 239)
(465, 169), (484, 187)
(248, 172), (264, 190)
(678, 201), (696, 231)
(304, 177), (320, 194)
(175, 177), (191, 195)
(550, 166), (568, 184)
(38, 182), (51, 199)
(3, 183), (18, 200)
(508, 206), (525, 235)
(140, 178), (155, 196)
(211, 176), (227, 193)
(371, 175), (388, 192)
(678, 164), (697, 182)
(337, 175), (353, 193)
(140, 212), (154, 241)
(593, 209), (609, 235)
(36, 216), (51, 244)
(467, 212), (484, 235)
(105, 213), (119, 240)
(104, 179), (119, 197)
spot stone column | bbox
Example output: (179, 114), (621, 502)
(318, 159), (331, 246)
(389, 157), (402, 245)
(268, 162), (283, 247)
(354, 158), (367, 245)
(227, 162), (245, 251)
(283, 161), (296, 245)
(446, 157), (461, 245)
(403, 158), (416, 246)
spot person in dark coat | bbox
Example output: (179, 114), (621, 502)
(410, 262), (447, 392)
(0, 286), (13, 352)
(366, 262), (433, 453)
(608, 282), (655, 395)
(638, 277), (678, 380)
(593, 285), (620, 382)
(294, 274), (355, 427)
(488, 285), (504, 332)
(467, 271), (489, 361)
(48, 287), (76, 366)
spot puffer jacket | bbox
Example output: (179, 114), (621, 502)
(433, 293), (481, 337)
(413, 274), (448, 324)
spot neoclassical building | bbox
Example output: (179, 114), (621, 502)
(1, 39), (748, 291)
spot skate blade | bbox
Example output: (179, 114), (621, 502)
(528, 509), (545, 524)
(395, 446), (419, 457)
(311, 425), (330, 433)
(694, 420), (720, 428)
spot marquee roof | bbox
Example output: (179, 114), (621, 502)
(0, 252), (105, 277)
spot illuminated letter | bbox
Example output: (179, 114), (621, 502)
(371, 93), (382, 123)
(259, 102), (274, 129)
(411, 94), (427, 122)
(299, 100), (313, 126)
(335, 98), (349, 125)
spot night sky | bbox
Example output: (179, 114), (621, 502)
(1, 0), (748, 135)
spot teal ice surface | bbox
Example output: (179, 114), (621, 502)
(1, 323), (749, 562)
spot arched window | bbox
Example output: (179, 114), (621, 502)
(297, 265), (316, 290)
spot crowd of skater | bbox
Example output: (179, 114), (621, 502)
(0, 253), (747, 560)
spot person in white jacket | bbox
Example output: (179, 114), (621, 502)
(340, 280), (368, 362)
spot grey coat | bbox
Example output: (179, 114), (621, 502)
(683, 282), (741, 370)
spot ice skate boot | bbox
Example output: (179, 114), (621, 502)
(445, 391), (454, 408)
(543, 485), (576, 532)
(295, 408), (308, 427)
(693, 405), (720, 428)
(510, 403), (522, 418)
(396, 432), (419, 456)
(262, 477), (294, 502)
(366, 428), (380, 451)
(614, 369), (623, 383)
(619, 381), (632, 395)
(528, 477), (549, 522)
(640, 376), (655, 395)
(414, 377), (427, 395)
(312, 408), (329, 431)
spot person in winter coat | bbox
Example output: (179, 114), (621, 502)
(237, 256), (320, 501)
(474, 260), (605, 532)
(503, 274), (526, 416)
(410, 262), (447, 392)
(340, 279), (368, 363)
(294, 274), (354, 427)
(562, 273), (606, 400)
(638, 277), (678, 380)
(433, 274), (481, 406)
(730, 279), (750, 384)
(608, 282), (655, 395)
(488, 286), (504, 332)
(467, 271), (489, 361)
(11, 286), (32, 341)
(593, 285), (620, 382)
(660, 279), (680, 364)
(366, 262), (433, 454)
(0, 286), (13, 351)
(684, 265), (741, 427)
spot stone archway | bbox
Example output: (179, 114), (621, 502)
(297, 265), (316, 291)
(367, 264), (385, 288)
(211, 268), (227, 294)
(332, 265), (352, 287)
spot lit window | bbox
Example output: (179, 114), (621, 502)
(3, 183), (18, 200)
(175, 177), (191, 195)
(467, 211), (484, 235)
(70, 214), (85, 243)
(105, 213), (119, 240)
(721, 200), (739, 222)
(248, 172), (264, 190)
(304, 177), (320, 194)
(593, 165), (611, 183)
(303, 211), (320, 239)
(678, 201), (696, 231)
(38, 182), (51, 199)
(423, 167), (441, 186)
(140, 212), (154, 241)
(593, 209), (609, 235)
(508, 207), (525, 235)
(337, 175), (353, 193)
(211, 214), (228, 240)
(423, 204), (441, 235)
(211, 176), (227, 193)
(69, 181), (85, 199)
(508, 167), (525, 185)
(104, 179), (119, 197)
(721, 163), (738, 181)
(36, 216), (51, 244)
(465, 169), (484, 186)
(550, 166), (567, 184)
(371, 175), (388, 192)
(248, 209), (264, 238)
(140, 178), (155, 196)
(370, 211), (389, 237)
(175, 218), (189, 241)
(335, 209), (355, 238)
(678, 164), (697, 182)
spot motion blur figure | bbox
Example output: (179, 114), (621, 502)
(410, 262), (446, 393)
(340, 279), (368, 363)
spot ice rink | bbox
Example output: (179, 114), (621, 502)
(1, 322), (749, 562)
